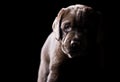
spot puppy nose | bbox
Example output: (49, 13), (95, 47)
(70, 39), (80, 49)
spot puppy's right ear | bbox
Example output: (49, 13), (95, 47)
(52, 8), (65, 41)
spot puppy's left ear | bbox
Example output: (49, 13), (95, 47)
(88, 10), (103, 46)
(96, 11), (104, 69)
(95, 11), (103, 46)
(52, 8), (65, 41)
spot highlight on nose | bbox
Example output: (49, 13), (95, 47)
(70, 39), (80, 49)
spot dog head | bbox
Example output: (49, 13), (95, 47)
(52, 4), (102, 58)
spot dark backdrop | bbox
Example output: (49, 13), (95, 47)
(2, 0), (118, 82)
(32, 0), (116, 82)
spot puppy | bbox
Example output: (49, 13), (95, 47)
(37, 4), (103, 82)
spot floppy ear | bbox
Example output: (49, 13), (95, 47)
(95, 11), (104, 69)
(88, 10), (103, 44)
(52, 8), (65, 41)
(96, 11), (103, 45)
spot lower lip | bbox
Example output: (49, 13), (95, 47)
(70, 50), (81, 54)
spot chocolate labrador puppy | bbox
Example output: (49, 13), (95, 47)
(37, 4), (103, 82)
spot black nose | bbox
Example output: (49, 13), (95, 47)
(70, 39), (80, 49)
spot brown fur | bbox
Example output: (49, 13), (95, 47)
(37, 4), (103, 82)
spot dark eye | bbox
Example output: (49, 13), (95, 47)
(64, 23), (71, 32)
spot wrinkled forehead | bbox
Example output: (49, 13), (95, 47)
(61, 5), (93, 24)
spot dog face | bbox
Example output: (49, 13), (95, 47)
(52, 4), (101, 58)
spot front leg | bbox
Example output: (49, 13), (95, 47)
(37, 52), (49, 82)
(37, 60), (49, 82)
(47, 69), (59, 82)
(47, 54), (64, 82)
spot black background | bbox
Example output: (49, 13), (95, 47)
(32, 0), (117, 82)
(2, 0), (119, 82)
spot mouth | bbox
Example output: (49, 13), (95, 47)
(69, 46), (88, 56)
(67, 51), (81, 58)
(62, 46), (86, 58)
(69, 49), (81, 55)
(61, 41), (87, 58)
(69, 44), (82, 52)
